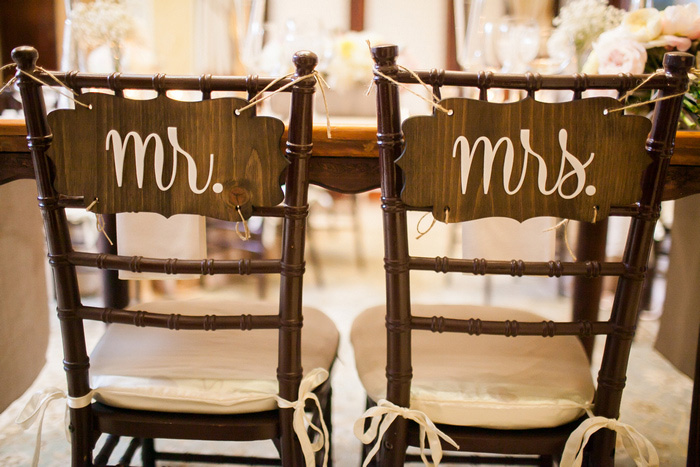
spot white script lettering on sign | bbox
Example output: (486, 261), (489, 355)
(47, 93), (290, 220)
(452, 129), (596, 200)
(398, 97), (652, 223)
(106, 127), (221, 195)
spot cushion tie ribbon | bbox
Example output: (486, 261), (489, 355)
(560, 414), (659, 467)
(15, 387), (94, 467)
(353, 399), (459, 467)
(275, 367), (331, 467)
(16, 369), (331, 467)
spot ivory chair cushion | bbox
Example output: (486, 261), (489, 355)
(89, 299), (339, 414)
(351, 305), (594, 429)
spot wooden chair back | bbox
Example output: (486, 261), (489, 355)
(12, 45), (323, 466)
(369, 43), (692, 465)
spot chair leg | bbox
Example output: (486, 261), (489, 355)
(273, 436), (283, 457)
(321, 387), (333, 467)
(583, 429), (615, 467)
(361, 442), (378, 467)
(308, 384), (333, 466)
(141, 438), (156, 467)
(359, 397), (377, 466)
(71, 407), (94, 467)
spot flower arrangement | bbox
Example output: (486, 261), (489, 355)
(548, 0), (625, 68)
(70, 0), (138, 72)
(323, 31), (383, 93)
(563, 2), (700, 128)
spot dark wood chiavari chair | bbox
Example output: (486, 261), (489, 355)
(352, 43), (692, 466)
(12, 45), (337, 467)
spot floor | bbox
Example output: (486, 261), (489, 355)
(0, 192), (693, 466)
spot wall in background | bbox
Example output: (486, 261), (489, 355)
(0, 0), (58, 70)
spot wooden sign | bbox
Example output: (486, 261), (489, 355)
(399, 97), (652, 223)
(47, 93), (287, 221)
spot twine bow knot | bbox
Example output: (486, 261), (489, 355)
(0, 63), (91, 109)
(353, 399), (459, 467)
(236, 70), (333, 138)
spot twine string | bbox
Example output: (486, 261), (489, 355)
(238, 72), (295, 113)
(617, 69), (664, 104)
(544, 218), (577, 262)
(605, 67), (699, 115)
(236, 70), (333, 138)
(86, 199), (114, 246)
(365, 40), (450, 115)
(416, 212), (436, 239)
(0, 64), (17, 94)
(35, 66), (84, 99)
(604, 91), (687, 115)
(95, 215), (114, 246)
(371, 68), (452, 115)
(20, 69), (91, 109)
(235, 205), (251, 241)
(314, 72), (333, 138)
(416, 207), (450, 240)
(0, 63), (90, 109)
(398, 64), (441, 104)
(0, 75), (16, 96)
(0, 63), (15, 75)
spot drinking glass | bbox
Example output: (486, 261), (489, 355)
(494, 17), (540, 72)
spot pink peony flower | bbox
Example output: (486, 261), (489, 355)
(661, 4), (700, 40)
(593, 29), (648, 74)
(647, 35), (692, 52)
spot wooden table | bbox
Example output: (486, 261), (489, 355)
(2, 119), (700, 462)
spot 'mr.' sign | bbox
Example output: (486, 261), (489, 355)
(398, 97), (652, 223)
(47, 93), (287, 221)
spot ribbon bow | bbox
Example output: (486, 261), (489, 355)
(560, 415), (659, 467)
(353, 399), (459, 467)
(17, 370), (331, 467)
(15, 387), (94, 467)
(275, 368), (331, 467)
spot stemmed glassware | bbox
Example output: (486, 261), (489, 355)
(493, 17), (541, 73)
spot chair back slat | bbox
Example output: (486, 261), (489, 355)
(408, 256), (627, 277)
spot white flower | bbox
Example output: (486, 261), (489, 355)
(621, 8), (662, 43)
(592, 28), (647, 74)
(324, 31), (382, 92)
(71, 0), (137, 50)
(581, 50), (600, 74)
(661, 4), (700, 40)
(552, 0), (624, 54)
(546, 28), (576, 64)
